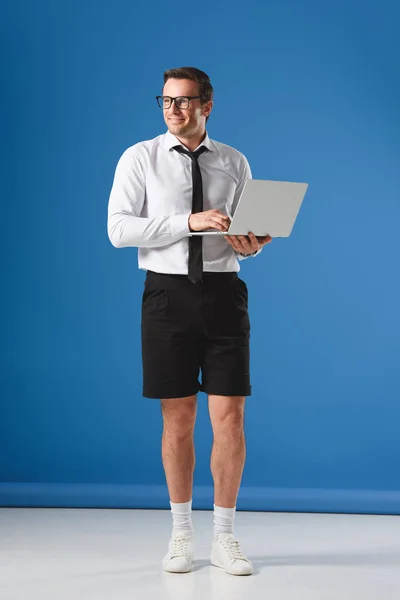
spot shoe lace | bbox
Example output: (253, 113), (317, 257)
(170, 536), (190, 558)
(223, 538), (246, 561)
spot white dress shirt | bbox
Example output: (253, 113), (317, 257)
(107, 130), (262, 273)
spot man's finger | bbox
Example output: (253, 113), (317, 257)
(224, 236), (237, 247)
(225, 236), (241, 251)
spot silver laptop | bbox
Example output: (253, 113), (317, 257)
(188, 179), (308, 237)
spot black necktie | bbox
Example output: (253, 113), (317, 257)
(173, 145), (208, 284)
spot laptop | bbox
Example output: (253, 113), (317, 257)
(188, 179), (308, 237)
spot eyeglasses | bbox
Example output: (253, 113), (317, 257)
(156, 96), (201, 109)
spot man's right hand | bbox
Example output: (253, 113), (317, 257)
(189, 210), (231, 232)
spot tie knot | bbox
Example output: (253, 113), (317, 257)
(173, 145), (208, 161)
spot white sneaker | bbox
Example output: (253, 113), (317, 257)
(162, 532), (194, 573)
(211, 533), (254, 575)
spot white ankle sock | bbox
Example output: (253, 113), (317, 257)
(213, 504), (236, 538)
(170, 499), (193, 535)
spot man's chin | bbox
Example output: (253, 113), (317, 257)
(168, 122), (189, 135)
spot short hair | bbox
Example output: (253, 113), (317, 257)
(163, 67), (213, 122)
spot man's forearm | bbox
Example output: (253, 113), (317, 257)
(107, 212), (191, 248)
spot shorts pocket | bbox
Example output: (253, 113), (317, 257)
(231, 277), (248, 311)
(142, 287), (169, 313)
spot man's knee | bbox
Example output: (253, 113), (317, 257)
(208, 395), (245, 433)
(161, 395), (197, 437)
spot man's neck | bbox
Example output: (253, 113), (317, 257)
(173, 130), (206, 152)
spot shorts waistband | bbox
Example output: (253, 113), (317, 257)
(146, 270), (238, 281)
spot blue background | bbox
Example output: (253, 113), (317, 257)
(1, 0), (399, 513)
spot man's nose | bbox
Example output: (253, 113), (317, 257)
(169, 100), (181, 114)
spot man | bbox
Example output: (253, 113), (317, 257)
(107, 67), (272, 575)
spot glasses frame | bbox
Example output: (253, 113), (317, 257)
(156, 95), (201, 109)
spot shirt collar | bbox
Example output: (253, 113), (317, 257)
(164, 129), (214, 153)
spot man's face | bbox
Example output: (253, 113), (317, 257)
(162, 78), (212, 138)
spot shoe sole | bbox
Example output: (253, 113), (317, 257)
(162, 560), (193, 574)
(163, 566), (192, 573)
(211, 555), (253, 576)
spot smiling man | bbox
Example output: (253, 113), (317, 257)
(107, 67), (272, 575)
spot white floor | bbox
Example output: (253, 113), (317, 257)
(1, 508), (400, 599)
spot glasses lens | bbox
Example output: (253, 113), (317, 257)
(158, 97), (171, 108)
(175, 97), (189, 109)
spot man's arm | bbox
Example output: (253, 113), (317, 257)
(107, 149), (191, 248)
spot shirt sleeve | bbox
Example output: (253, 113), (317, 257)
(107, 149), (191, 248)
(231, 154), (263, 260)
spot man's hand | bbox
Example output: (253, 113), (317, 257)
(189, 210), (231, 232)
(224, 232), (273, 254)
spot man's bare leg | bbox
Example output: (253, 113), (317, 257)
(161, 395), (198, 503)
(208, 395), (246, 508)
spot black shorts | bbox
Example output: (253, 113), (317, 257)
(141, 270), (251, 399)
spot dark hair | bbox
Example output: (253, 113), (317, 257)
(163, 67), (213, 122)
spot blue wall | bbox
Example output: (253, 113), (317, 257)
(1, 0), (400, 513)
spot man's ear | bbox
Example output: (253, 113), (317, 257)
(204, 100), (213, 118)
